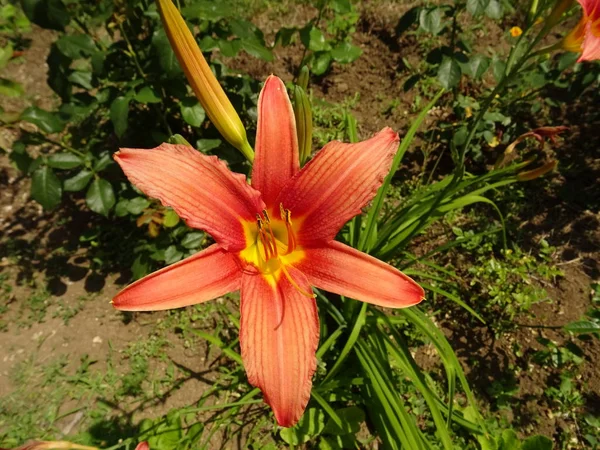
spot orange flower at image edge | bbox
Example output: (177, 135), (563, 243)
(565, 0), (600, 61)
(112, 76), (425, 427)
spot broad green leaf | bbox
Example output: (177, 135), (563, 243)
(86, 178), (115, 216)
(322, 407), (365, 435)
(164, 245), (183, 264)
(564, 320), (600, 334)
(196, 138), (221, 152)
(499, 429), (520, 450)
(20, 106), (65, 133)
(9, 142), (33, 172)
(301, 25), (329, 52)
(419, 8), (444, 35)
(182, 1), (231, 21)
(68, 71), (92, 89)
(275, 27), (296, 47)
(280, 407), (325, 445)
(467, 54), (490, 79)
(240, 39), (273, 61)
(331, 0), (352, 13)
(217, 38), (241, 57)
(0, 77), (24, 97)
(115, 199), (130, 217)
(163, 209), (180, 227)
(0, 43), (13, 69)
(485, 0), (504, 19)
(31, 166), (62, 209)
(330, 42), (362, 64)
(56, 34), (96, 59)
(48, 152), (82, 169)
(110, 96), (130, 138)
(21, 0), (69, 30)
(180, 98), (206, 127)
(127, 197), (151, 215)
(152, 29), (181, 78)
(438, 57), (461, 89)
(521, 435), (553, 450)
(94, 152), (112, 171)
(135, 86), (162, 104)
(466, 0), (490, 16)
(181, 231), (205, 249)
(312, 52), (332, 76)
(64, 170), (93, 192)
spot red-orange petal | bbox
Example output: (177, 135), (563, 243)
(277, 128), (399, 246)
(115, 144), (264, 251)
(240, 267), (319, 427)
(296, 241), (424, 308)
(580, 21), (600, 61)
(252, 75), (299, 207)
(113, 244), (241, 311)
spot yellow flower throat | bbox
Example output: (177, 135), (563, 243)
(240, 204), (313, 297)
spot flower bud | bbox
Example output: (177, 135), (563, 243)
(157, 0), (254, 162)
(292, 85), (313, 165)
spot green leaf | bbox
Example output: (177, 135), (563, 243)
(164, 245), (183, 264)
(322, 407), (365, 435)
(217, 38), (241, 57)
(56, 34), (96, 59)
(240, 39), (273, 61)
(64, 170), (93, 192)
(115, 199), (130, 217)
(485, 0), (504, 19)
(438, 57), (461, 89)
(330, 42), (362, 64)
(180, 98), (206, 127)
(163, 209), (180, 227)
(466, 54), (490, 79)
(300, 25), (329, 52)
(564, 320), (600, 334)
(20, 106), (65, 133)
(181, 231), (204, 249)
(196, 138), (221, 152)
(280, 407), (325, 444)
(94, 152), (112, 171)
(68, 71), (93, 89)
(521, 435), (553, 450)
(86, 178), (115, 216)
(419, 8), (444, 35)
(168, 134), (192, 146)
(0, 78), (24, 97)
(331, 0), (352, 14)
(182, 1), (231, 21)
(127, 197), (151, 215)
(48, 152), (82, 169)
(312, 52), (332, 76)
(110, 96), (130, 138)
(131, 254), (151, 280)
(466, 0), (490, 16)
(152, 29), (181, 78)
(21, 0), (69, 31)
(135, 86), (162, 104)
(275, 27), (296, 47)
(31, 166), (62, 209)
(9, 142), (33, 172)
(498, 429), (520, 450)
(0, 43), (13, 69)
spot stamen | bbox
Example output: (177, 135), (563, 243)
(280, 203), (296, 254)
(280, 264), (315, 298)
(256, 217), (272, 260)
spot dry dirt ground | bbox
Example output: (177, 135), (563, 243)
(1, 1), (599, 448)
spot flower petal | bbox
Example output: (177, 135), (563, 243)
(580, 21), (600, 61)
(115, 143), (264, 251)
(240, 267), (319, 427)
(113, 244), (241, 311)
(252, 75), (299, 207)
(277, 128), (399, 246)
(296, 241), (424, 308)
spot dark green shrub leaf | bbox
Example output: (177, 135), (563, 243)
(31, 166), (62, 209)
(180, 98), (206, 127)
(498, 429), (520, 450)
(196, 139), (221, 152)
(115, 199), (130, 217)
(127, 197), (151, 215)
(280, 407), (325, 444)
(331, 42), (362, 64)
(419, 8), (444, 35)
(438, 57), (461, 89)
(64, 170), (93, 192)
(322, 407), (365, 435)
(163, 209), (180, 227)
(94, 152), (112, 171)
(331, 0), (352, 14)
(110, 96), (130, 138)
(86, 178), (115, 216)
(312, 52), (332, 76)
(56, 34), (96, 59)
(466, 0), (490, 16)
(181, 232), (204, 249)
(21, 0), (69, 31)
(467, 54), (490, 79)
(0, 43), (13, 69)
(9, 142), (33, 172)
(152, 29), (181, 78)
(564, 320), (600, 334)
(48, 152), (82, 169)
(68, 71), (93, 89)
(0, 78), (24, 97)
(182, 1), (230, 21)
(164, 245), (183, 264)
(521, 435), (553, 450)
(485, 0), (504, 19)
(275, 27), (296, 47)
(135, 86), (161, 104)
(240, 39), (273, 61)
(20, 106), (65, 133)
(300, 25), (329, 52)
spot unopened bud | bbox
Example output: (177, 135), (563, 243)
(297, 66), (310, 91)
(517, 160), (558, 181)
(292, 85), (313, 165)
(157, 0), (254, 162)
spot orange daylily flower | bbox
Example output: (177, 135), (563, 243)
(112, 76), (424, 427)
(564, 0), (600, 61)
